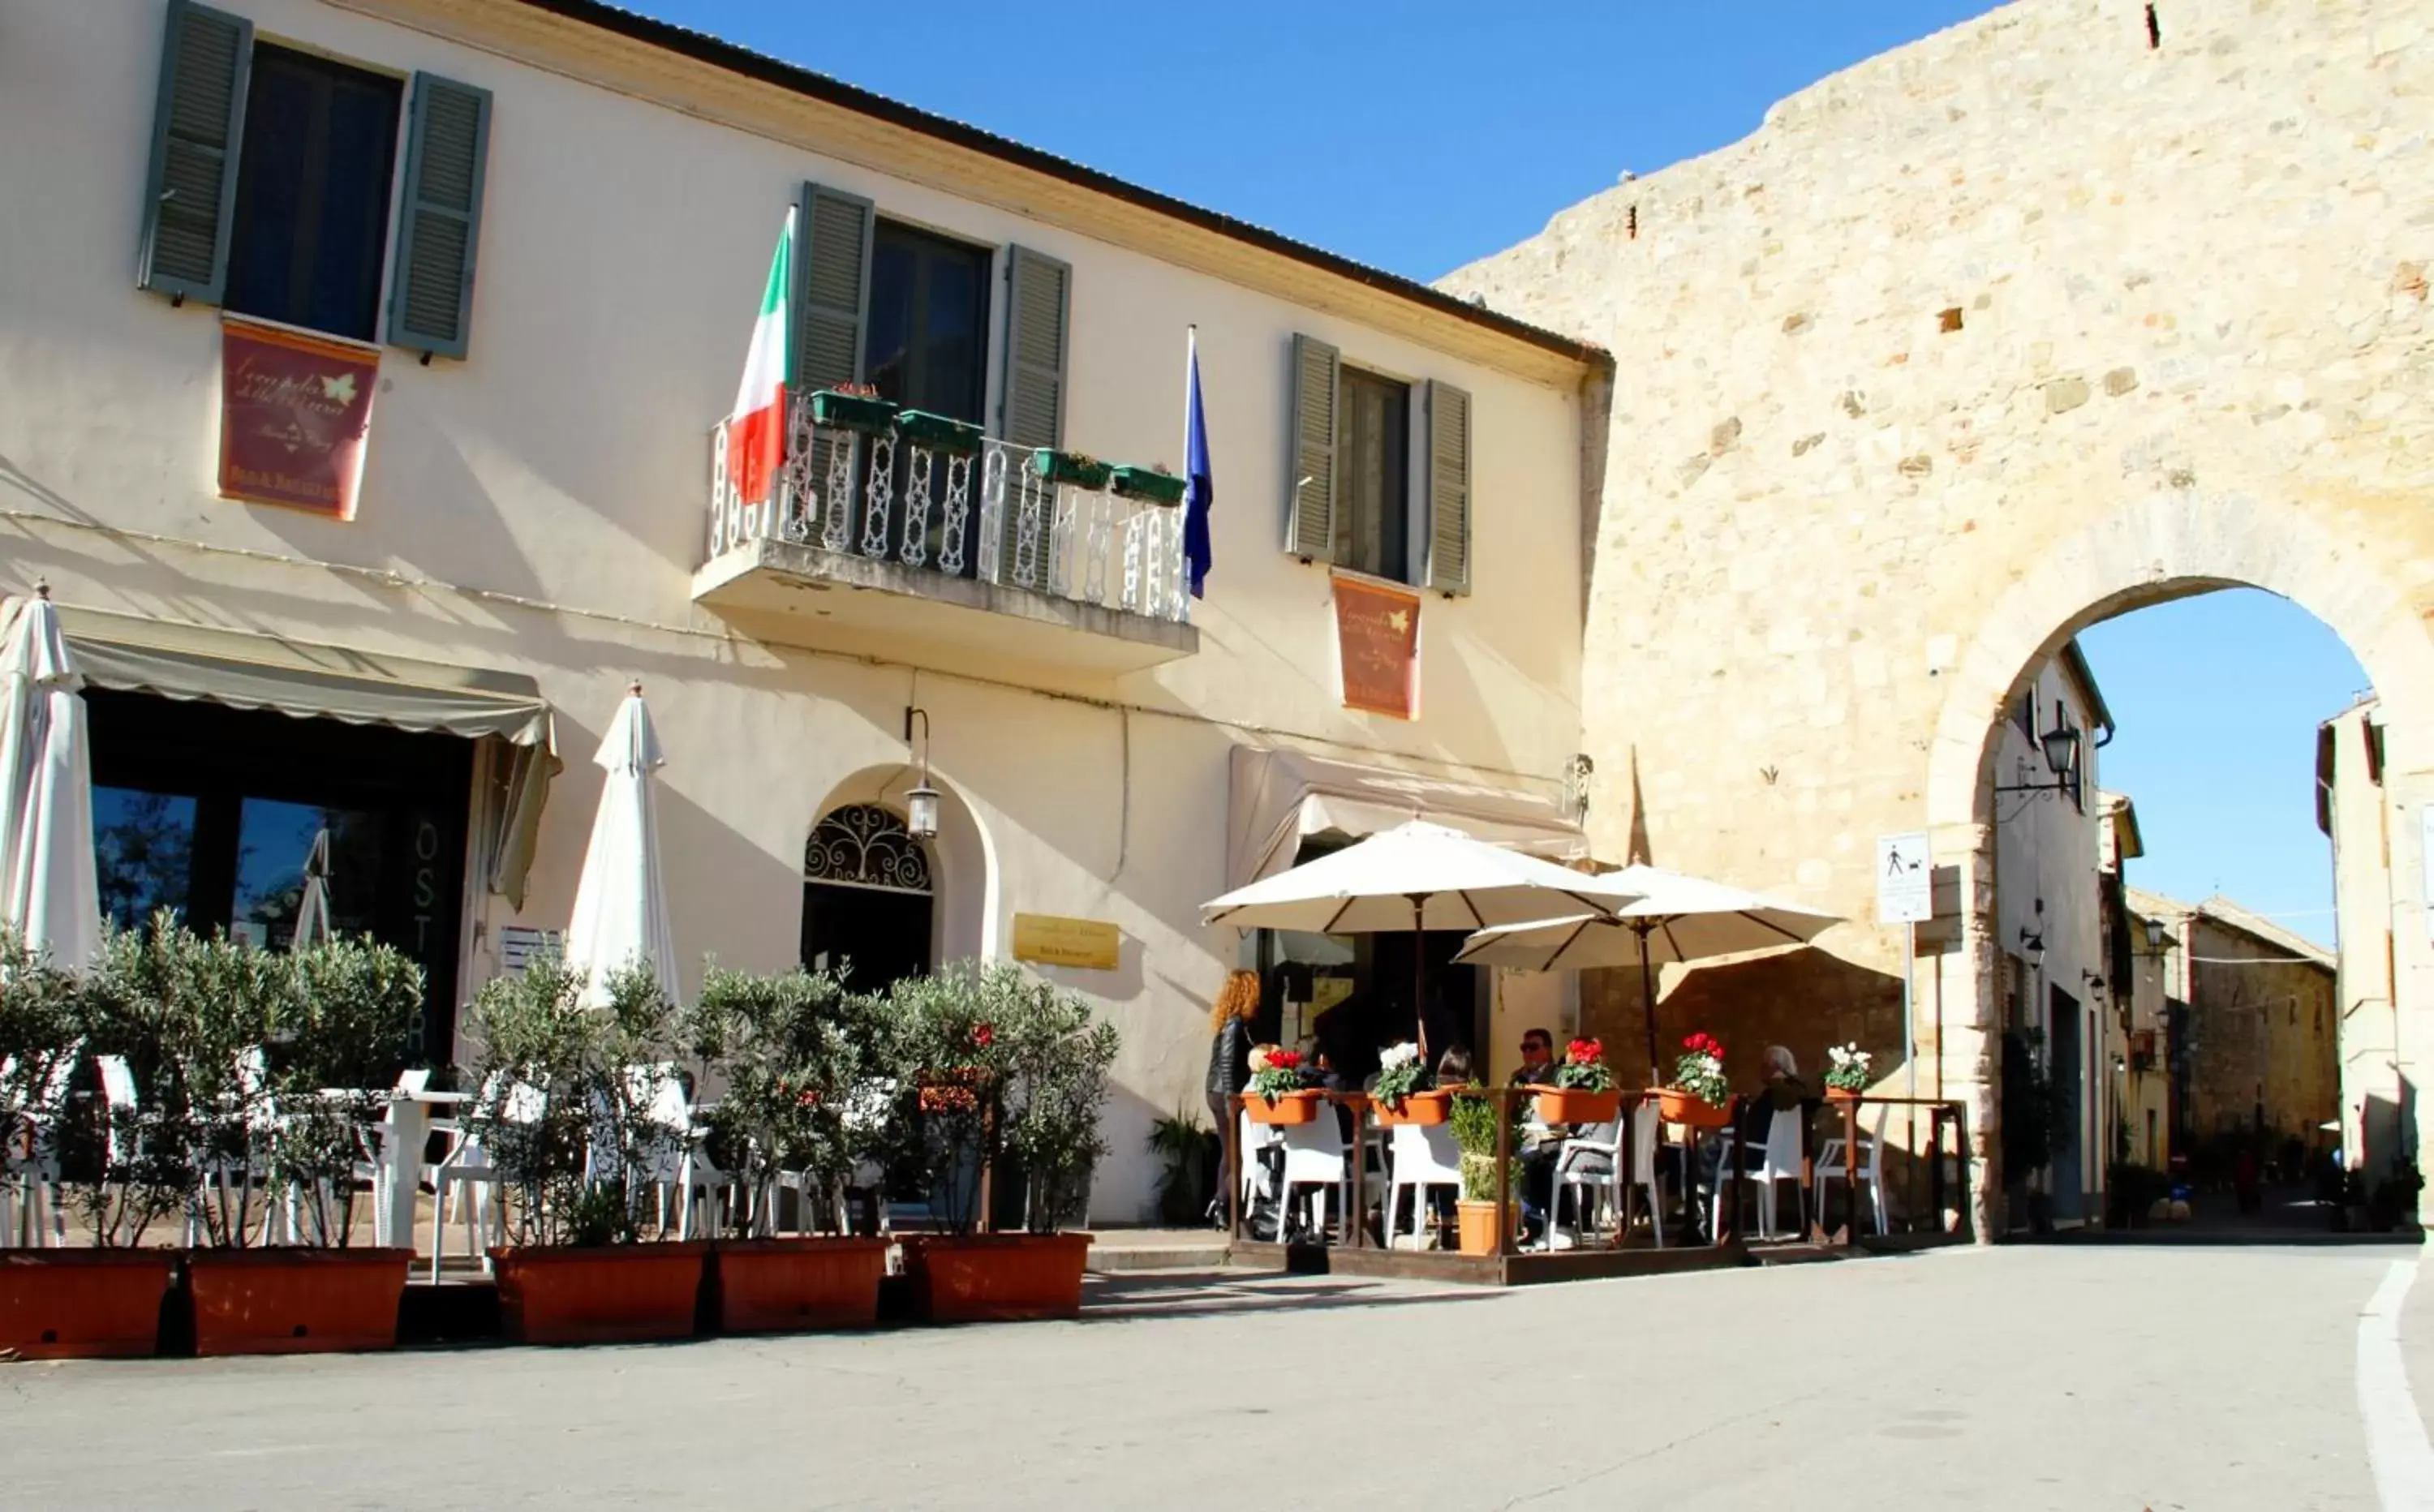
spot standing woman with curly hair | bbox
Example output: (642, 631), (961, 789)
(1205, 969), (1260, 1141)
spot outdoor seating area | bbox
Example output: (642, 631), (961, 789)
(1222, 1085), (1967, 1285)
(1198, 820), (1975, 1283)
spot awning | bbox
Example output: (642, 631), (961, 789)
(24, 601), (561, 909)
(1227, 744), (1587, 890)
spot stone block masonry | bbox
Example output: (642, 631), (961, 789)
(1442, 0), (2434, 1233)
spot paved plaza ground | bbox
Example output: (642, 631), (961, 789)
(4, 1240), (2428, 1510)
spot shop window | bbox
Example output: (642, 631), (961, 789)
(86, 690), (470, 1065)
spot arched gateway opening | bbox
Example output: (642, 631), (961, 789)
(1923, 492), (2434, 1239)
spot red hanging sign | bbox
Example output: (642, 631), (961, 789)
(218, 317), (380, 520)
(1332, 572), (1421, 719)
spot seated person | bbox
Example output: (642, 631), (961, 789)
(1509, 1028), (1563, 1241)
(1696, 1045), (1815, 1239)
(1434, 1045), (1474, 1088)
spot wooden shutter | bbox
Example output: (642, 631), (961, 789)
(999, 244), (1070, 447)
(387, 73), (492, 359)
(1424, 380), (1473, 595)
(791, 183), (873, 392)
(1287, 334), (1339, 561)
(136, 0), (252, 304)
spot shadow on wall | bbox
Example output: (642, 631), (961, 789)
(1579, 947), (1906, 1093)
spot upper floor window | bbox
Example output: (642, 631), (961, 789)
(1335, 366), (1411, 582)
(137, 0), (493, 359)
(223, 45), (402, 343)
(1285, 333), (1471, 595)
(866, 221), (990, 427)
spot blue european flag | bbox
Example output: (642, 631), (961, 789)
(1183, 328), (1215, 599)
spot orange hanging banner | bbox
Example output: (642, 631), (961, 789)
(218, 316), (380, 520)
(1331, 572), (1421, 719)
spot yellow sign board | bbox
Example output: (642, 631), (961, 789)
(1011, 913), (1122, 972)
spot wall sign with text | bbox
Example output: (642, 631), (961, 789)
(218, 316), (380, 520)
(1331, 572), (1421, 720)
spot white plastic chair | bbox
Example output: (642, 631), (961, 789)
(355, 1068), (436, 1248)
(1550, 1115), (1625, 1247)
(1382, 1121), (1461, 1249)
(1710, 1105), (1808, 1242)
(1237, 1109), (1283, 1218)
(626, 1063), (732, 1239)
(1276, 1113), (1351, 1242)
(1624, 1102), (1666, 1248)
(428, 1076), (537, 1280)
(1, 1049), (79, 1248)
(1815, 1102), (1890, 1236)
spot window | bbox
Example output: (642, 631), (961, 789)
(1286, 334), (1472, 594)
(1335, 367), (1410, 582)
(223, 45), (402, 343)
(865, 221), (990, 425)
(139, 2), (492, 357)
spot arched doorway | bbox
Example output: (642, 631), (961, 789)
(800, 803), (933, 994)
(1922, 491), (2434, 1238)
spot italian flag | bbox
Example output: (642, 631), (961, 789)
(729, 208), (793, 506)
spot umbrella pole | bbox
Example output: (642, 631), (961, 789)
(1411, 894), (1429, 1063)
(1640, 923), (1660, 1086)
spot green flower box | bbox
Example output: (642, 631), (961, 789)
(808, 389), (898, 435)
(1032, 449), (1112, 490)
(1110, 466), (1186, 506)
(893, 409), (985, 456)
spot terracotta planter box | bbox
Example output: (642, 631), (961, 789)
(491, 1242), (707, 1345)
(1654, 1088), (1734, 1128)
(901, 1233), (1092, 1323)
(186, 1247), (411, 1356)
(0, 1248), (175, 1360)
(714, 1237), (888, 1334)
(1530, 1087), (1622, 1125)
(1241, 1091), (1323, 1126)
(1372, 1090), (1452, 1127)
(1825, 1086), (1864, 1104)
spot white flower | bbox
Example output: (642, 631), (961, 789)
(1381, 1042), (1420, 1068)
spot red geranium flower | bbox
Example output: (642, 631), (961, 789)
(1567, 1037), (1601, 1063)
(1269, 1050), (1302, 1069)
(973, 1023), (995, 1048)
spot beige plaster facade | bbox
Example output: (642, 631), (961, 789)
(2320, 698), (2411, 1172)
(0, 0), (1598, 1216)
(1444, 0), (2434, 1231)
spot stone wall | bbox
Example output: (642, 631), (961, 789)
(1441, 0), (2434, 1229)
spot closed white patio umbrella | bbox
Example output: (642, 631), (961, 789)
(290, 827), (333, 951)
(1455, 864), (1841, 1080)
(1201, 820), (1637, 1054)
(0, 585), (101, 971)
(563, 682), (679, 1008)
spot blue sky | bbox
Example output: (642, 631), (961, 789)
(648, 0), (2363, 943)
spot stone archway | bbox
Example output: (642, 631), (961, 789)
(1922, 488), (2434, 1238)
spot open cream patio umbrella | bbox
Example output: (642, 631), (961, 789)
(563, 682), (680, 1008)
(1201, 820), (1638, 1055)
(1454, 865), (1841, 1082)
(0, 586), (101, 971)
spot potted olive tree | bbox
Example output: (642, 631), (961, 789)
(685, 964), (891, 1332)
(189, 936), (426, 1355)
(1447, 1089), (1522, 1257)
(466, 960), (699, 1345)
(0, 925), (189, 1360)
(877, 963), (1116, 1322)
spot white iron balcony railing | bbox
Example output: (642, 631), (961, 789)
(706, 399), (1191, 626)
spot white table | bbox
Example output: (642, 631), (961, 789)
(377, 1086), (470, 1252)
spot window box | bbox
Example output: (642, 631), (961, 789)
(1110, 466), (1186, 506)
(893, 409), (985, 456)
(810, 389), (900, 436)
(1032, 449), (1112, 491)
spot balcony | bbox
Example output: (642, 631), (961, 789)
(694, 398), (1198, 674)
